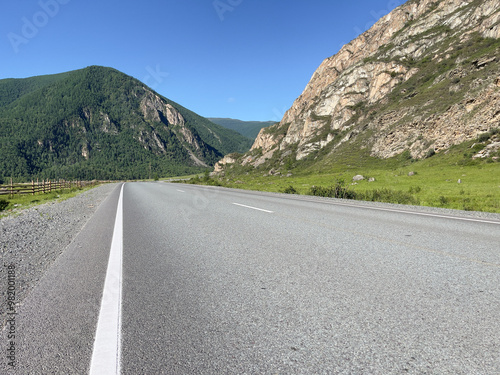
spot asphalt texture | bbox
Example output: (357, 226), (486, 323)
(3, 181), (500, 374)
(1, 183), (121, 374)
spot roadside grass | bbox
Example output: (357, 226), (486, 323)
(0, 185), (102, 218)
(208, 163), (500, 213)
(188, 31), (500, 213)
(163, 173), (204, 182)
(194, 142), (500, 213)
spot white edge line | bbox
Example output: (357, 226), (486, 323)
(233, 202), (274, 213)
(89, 183), (124, 375)
(315, 199), (500, 225)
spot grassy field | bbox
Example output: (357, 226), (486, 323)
(0, 185), (102, 218)
(212, 163), (499, 212)
(162, 173), (204, 181)
(187, 138), (500, 213)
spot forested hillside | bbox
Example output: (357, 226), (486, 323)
(0, 66), (251, 181)
(208, 118), (275, 140)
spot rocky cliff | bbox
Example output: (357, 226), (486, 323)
(137, 88), (210, 166)
(216, 0), (500, 172)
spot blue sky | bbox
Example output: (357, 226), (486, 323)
(1, 0), (405, 121)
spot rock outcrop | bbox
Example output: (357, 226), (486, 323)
(214, 154), (238, 173)
(221, 0), (500, 171)
(137, 88), (209, 165)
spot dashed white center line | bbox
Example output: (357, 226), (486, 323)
(177, 189), (185, 193)
(233, 202), (274, 213)
(89, 184), (124, 375)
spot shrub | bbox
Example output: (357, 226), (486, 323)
(462, 198), (474, 211)
(0, 199), (9, 211)
(438, 196), (449, 205)
(477, 128), (499, 143)
(471, 143), (486, 153)
(401, 150), (413, 160)
(477, 132), (490, 142)
(282, 185), (298, 194)
(307, 180), (357, 199)
(408, 186), (422, 194)
(362, 188), (419, 205)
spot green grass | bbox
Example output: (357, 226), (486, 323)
(193, 141), (500, 213)
(163, 173), (205, 181)
(0, 184), (104, 218)
(209, 163), (500, 213)
(189, 30), (500, 214)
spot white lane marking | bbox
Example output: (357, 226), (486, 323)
(233, 202), (274, 213)
(90, 184), (124, 375)
(177, 189), (185, 193)
(175, 184), (500, 225)
(314, 199), (500, 226)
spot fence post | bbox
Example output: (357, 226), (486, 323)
(32, 180), (34, 195)
(10, 178), (13, 198)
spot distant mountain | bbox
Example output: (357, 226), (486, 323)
(216, 0), (500, 172)
(208, 118), (275, 140)
(0, 66), (252, 180)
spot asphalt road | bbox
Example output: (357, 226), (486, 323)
(6, 182), (500, 374)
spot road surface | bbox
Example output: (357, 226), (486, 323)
(5, 182), (500, 374)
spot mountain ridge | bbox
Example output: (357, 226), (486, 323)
(0, 66), (251, 180)
(215, 0), (500, 173)
(208, 118), (276, 140)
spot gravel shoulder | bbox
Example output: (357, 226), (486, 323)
(0, 183), (119, 328)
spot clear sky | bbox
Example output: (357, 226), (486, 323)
(1, 0), (405, 121)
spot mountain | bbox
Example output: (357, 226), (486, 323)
(0, 66), (251, 180)
(215, 0), (500, 173)
(208, 118), (276, 140)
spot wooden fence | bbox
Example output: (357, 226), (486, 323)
(0, 179), (100, 198)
